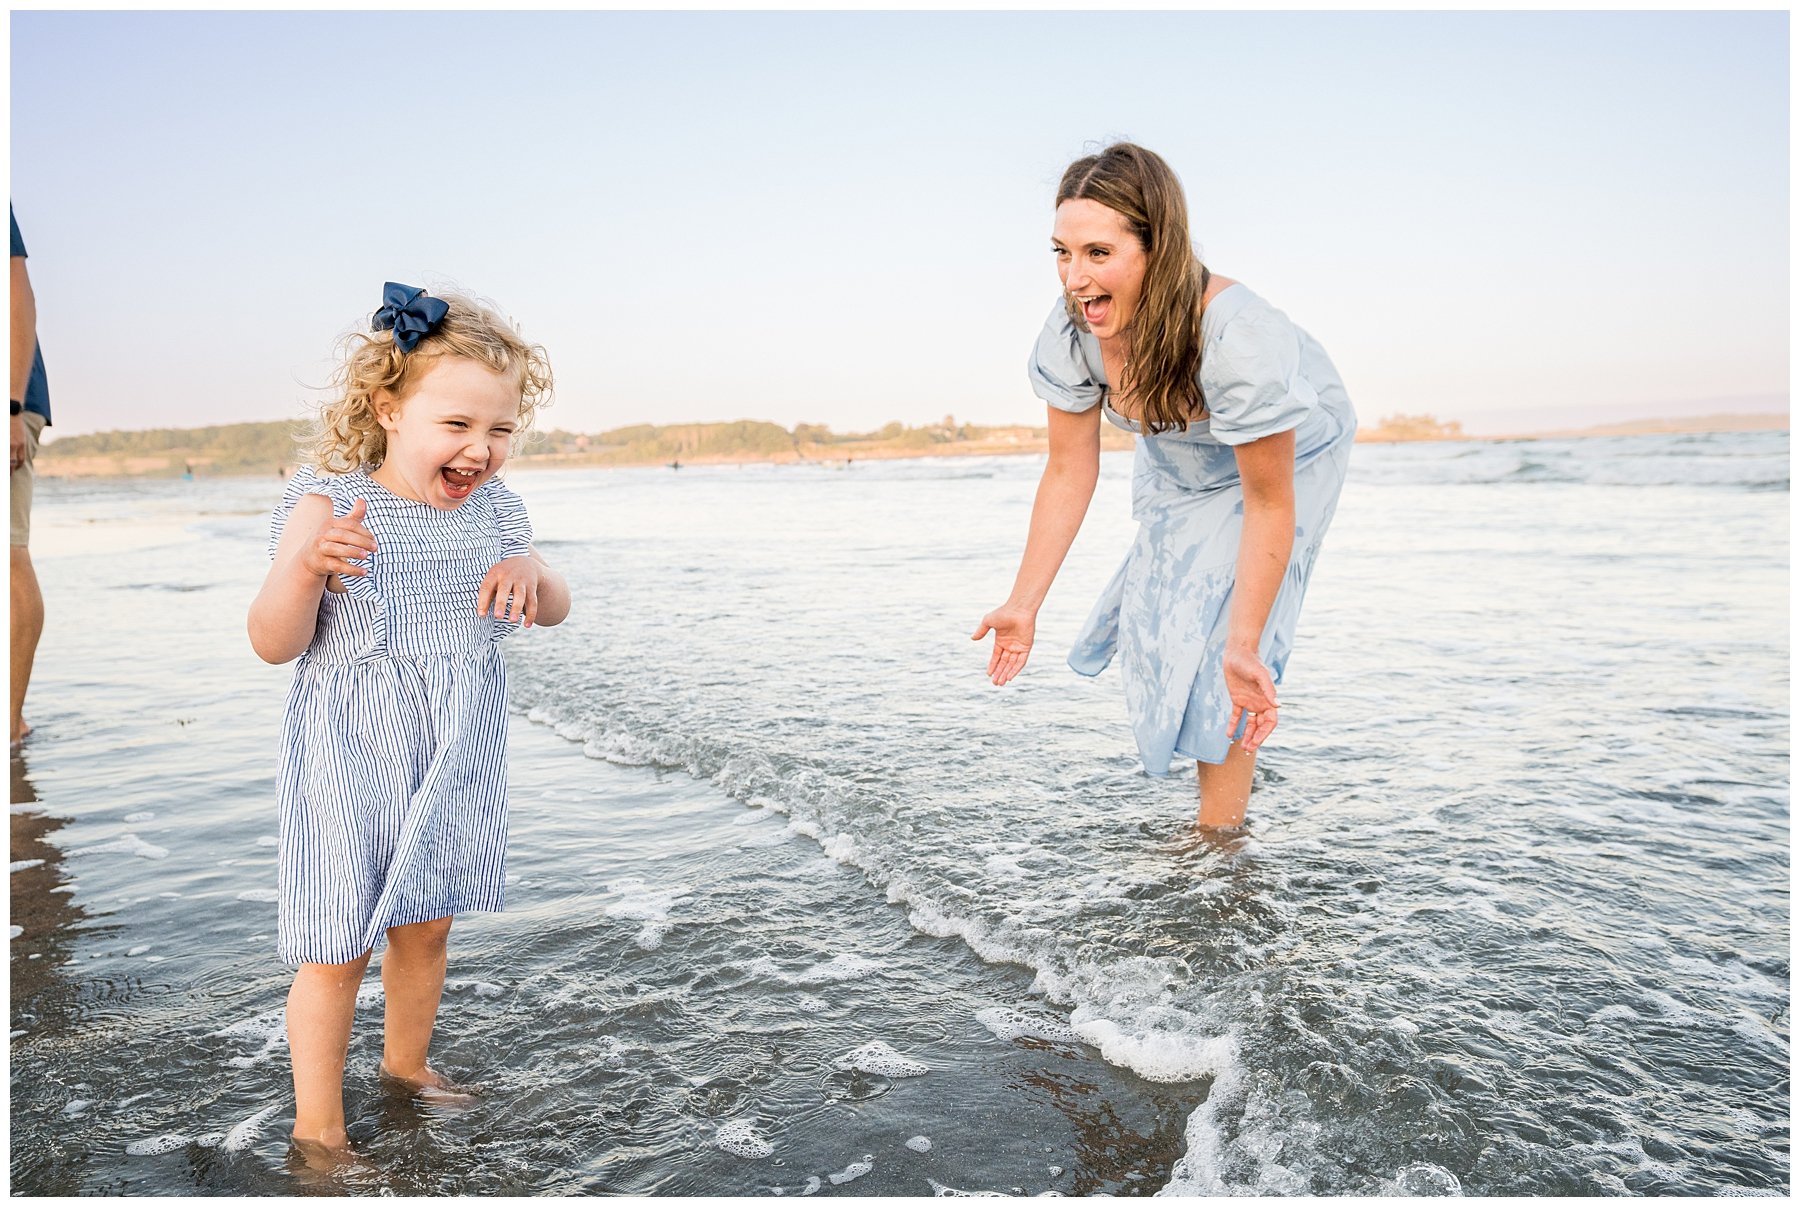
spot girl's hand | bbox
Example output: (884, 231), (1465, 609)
(972, 604), (1037, 686)
(301, 497), (377, 585)
(478, 555), (544, 626)
(1223, 646), (1279, 753)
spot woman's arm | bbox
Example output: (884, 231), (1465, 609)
(526, 548), (570, 627)
(11, 254), (37, 471)
(972, 404), (1102, 685)
(476, 546), (570, 629)
(1223, 429), (1296, 751)
(249, 494), (376, 664)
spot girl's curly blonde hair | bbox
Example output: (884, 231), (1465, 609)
(305, 286), (553, 474)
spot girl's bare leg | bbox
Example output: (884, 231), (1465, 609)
(379, 915), (467, 1094)
(288, 951), (373, 1154)
(1196, 742), (1257, 828)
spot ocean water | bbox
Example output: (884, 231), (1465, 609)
(9, 431), (1789, 1196)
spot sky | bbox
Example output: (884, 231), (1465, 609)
(10, 9), (1789, 439)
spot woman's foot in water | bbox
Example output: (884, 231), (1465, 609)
(378, 1061), (479, 1104)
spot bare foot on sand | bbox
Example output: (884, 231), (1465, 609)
(378, 1061), (479, 1105)
(10, 719), (31, 749)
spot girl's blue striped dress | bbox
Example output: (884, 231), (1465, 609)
(267, 467), (532, 966)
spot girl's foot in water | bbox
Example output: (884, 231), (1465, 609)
(377, 1061), (479, 1104)
(288, 1127), (360, 1172)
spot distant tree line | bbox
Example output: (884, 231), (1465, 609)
(39, 414), (1041, 476)
(39, 420), (308, 475)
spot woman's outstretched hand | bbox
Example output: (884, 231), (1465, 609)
(972, 604), (1036, 686)
(1223, 646), (1279, 753)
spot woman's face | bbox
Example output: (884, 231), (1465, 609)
(1052, 198), (1148, 344)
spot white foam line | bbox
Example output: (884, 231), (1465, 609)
(521, 711), (1239, 1194)
(701, 772), (1236, 1087)
(73, 833), (170, 860)
(757, 789), (1258, 1195)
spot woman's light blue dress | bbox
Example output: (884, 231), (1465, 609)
(1028, 284), (1356, 774)
(266, 468), (533, 965)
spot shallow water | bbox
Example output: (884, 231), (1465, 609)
(10, 432), (1789, 1195)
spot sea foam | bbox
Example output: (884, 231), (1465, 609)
(603, 879), (692, 950)
(75, 834), (169, 860)
(124, 1134), (190, 1156)
(974, 1006), (1079, 1045)
(833, 1041), (928, 1078)
(828, 1158), (873, 1185)
(222, 1103), (281, 1152)
(716, 1119), (774, 1159)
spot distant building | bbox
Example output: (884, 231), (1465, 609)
(1360, 413), (1465, 442)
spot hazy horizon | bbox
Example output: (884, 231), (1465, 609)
(30, 391), (1792, 447)
(12, 11), (1788, 440)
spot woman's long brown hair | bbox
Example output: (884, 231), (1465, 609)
(1057, 143), (1211, 433)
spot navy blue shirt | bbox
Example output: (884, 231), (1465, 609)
(10, 206), (51, 424)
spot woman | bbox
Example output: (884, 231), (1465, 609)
(973, 143), (1355, 827)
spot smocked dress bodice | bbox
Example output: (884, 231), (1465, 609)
(268, 467), (533, 664)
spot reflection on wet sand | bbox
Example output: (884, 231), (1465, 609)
(10, 750), (139, 1196)
(10, 752), (94, 1025)
(1012, 1057), (1206, 1196)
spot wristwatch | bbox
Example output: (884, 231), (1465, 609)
(9, 400), (20, 416)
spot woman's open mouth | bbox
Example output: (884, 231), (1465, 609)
(1077, 294), (1112, 327)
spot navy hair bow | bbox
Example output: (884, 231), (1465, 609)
(371, 282), (449, 353)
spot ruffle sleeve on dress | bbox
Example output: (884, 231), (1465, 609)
(482, 476), (535, 560)
(267, 465), (343, 559)
(266, 466), (383, 623)
(1027, 299), (1105, 414)
(1200, 303), (1320, 447)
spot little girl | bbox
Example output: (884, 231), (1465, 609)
(248, 283), (570, 1163)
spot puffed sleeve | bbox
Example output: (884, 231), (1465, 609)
(1027, 298), (1104, 413)
(482, 476), (535, 559)
(1200, 302), (1319, 446)
(267, 466), (337, 559)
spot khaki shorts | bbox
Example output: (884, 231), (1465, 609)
(11, 410), (46, 547)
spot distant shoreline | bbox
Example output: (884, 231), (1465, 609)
(34, 410), (1786, 480)
(1479, 411), (1787, 441)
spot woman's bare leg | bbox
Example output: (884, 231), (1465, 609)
(288, 951), (373, 1154)
(1196, 742), (1257, 828)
